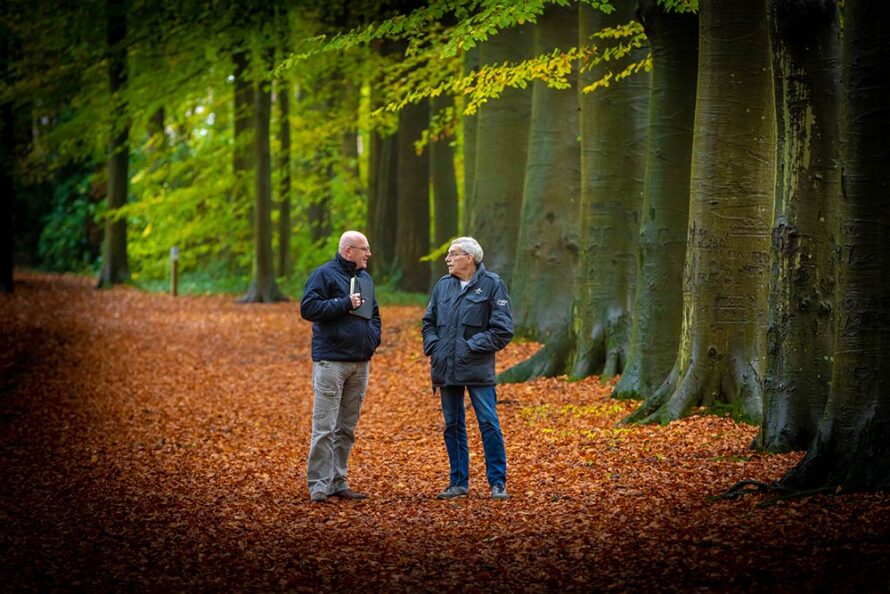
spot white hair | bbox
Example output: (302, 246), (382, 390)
(451, 237), (483, 264)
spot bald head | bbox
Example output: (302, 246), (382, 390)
(339, 231), (372, 270)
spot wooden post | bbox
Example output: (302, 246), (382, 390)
(170, 246), (179, 297)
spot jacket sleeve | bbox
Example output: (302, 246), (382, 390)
(421, 286), (439, 356)
(300, 268), (351, 322)
(467, 278), (514, 353)
(370, 298), (382, 350)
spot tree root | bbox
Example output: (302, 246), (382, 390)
(718, 479), (836, 508)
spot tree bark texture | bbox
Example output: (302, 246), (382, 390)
(626, 0), (776, 424)
(469, 24), (532, 287)
(613, 0), (698, 399)
(571, 0), (650, 380)
(780, 0), (890, 492)
(240, 56), (285, 304)
(509, 5), (580, 340)
(98, 0), (130, 287)
(394, 98), (430, 293)
(758, 0), (840, 452)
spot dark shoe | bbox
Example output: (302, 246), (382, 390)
(491, 483), (509, 500)
(436, 485), (469, 500)
(331, 488), (368, 500)
(310, 491), (329, 503)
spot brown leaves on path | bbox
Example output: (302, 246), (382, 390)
(1, 272), (888, 592)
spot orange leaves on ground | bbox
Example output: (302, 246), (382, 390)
(1, 272), (888, 592)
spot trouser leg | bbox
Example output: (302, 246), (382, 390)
(440, 386), (469, 488)
(331, 361), (369, 492)
(467, 385), (507, 486)
(307, 361), (345, 496)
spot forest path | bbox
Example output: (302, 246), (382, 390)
(1, 273), (887, 592)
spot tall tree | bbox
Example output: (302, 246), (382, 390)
(626, 0), (776, 424)
(779, 0), (890, 492)
(507, 4), (580, 340)
(570, 0), (650, 380)
(241, 46), (286, 304)
(276, 19), (293, 278)
(613, 0), (698, 399)
(97, 0), (130, 287)
(1, 0), (16, 294)
(462, 46), (479, 235)
(758, 0), (840, 452)
(394, 97), (431, 292)
(468, 24), (532, 286)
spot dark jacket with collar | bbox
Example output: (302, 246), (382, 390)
(421, 263), (514, 387)
(300, 253), (382, 362)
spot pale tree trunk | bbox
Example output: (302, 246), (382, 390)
(613, 0), (698, 399)
(394, 98), (430, 292)
(241, 50), (286, 304)
(779, 0), (890, 492)
(507, 4), (580, 341)
(469, 24), (532, 287)
(570, 0), (650, 380)
(758, 0), (840, 452)
(97, 0), (129, 288)
(626, 0), (776, 424)
(431, 94), (459, 250)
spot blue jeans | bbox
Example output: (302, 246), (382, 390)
(440, 385), (507, 488)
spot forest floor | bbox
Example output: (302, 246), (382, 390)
(1, 272), (889, 593)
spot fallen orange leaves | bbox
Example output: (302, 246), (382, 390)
(0, 272), (888, 592)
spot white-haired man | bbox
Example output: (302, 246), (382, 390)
(421, 236), (514, 500)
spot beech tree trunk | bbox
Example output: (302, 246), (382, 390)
(613, 0), (698, 400)
(625, 0), (775, 424)
(779, 0), (890, 492)
(469, 24), (532, 287)
(240, 50), (285, 304)
(462, 46), (479, 234)
(507, 5), (580, 341)
(394, 98), (430, 292)
(758, 0), (840, 452)
(97, 0), (129, 288)
(570, 1), (650, 380)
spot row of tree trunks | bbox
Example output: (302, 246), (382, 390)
(613, 0), (698, 400)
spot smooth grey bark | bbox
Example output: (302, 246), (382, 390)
(97, 0), (129, 287)
(507, 5), (580, 340)
(758, 0), (840, 452)
(625, 0), (776, 425)
(240, 53), (286, 304)
(469, 24), (532, 287)
(613, 0), (698, 399)
(394, 98), (430, 292)
(779, 0), (890, 492)
(570, 0), (650, 380)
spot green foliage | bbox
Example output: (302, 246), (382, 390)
(37, 169), (103, 273)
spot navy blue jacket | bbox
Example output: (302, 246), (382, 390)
(421, 263), (514, 387)
(300, 254), (382, 362)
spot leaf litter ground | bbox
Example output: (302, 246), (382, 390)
(1, 273), (888, 592)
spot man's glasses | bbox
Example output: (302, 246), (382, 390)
(350, 245), (371, 253)
(445, 250), (468, 260)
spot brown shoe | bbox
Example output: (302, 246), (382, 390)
(331, 488), (368, 500)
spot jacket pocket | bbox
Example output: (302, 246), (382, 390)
(461, 293), (488, 339)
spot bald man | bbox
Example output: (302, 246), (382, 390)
(300, 231), (381, 502)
